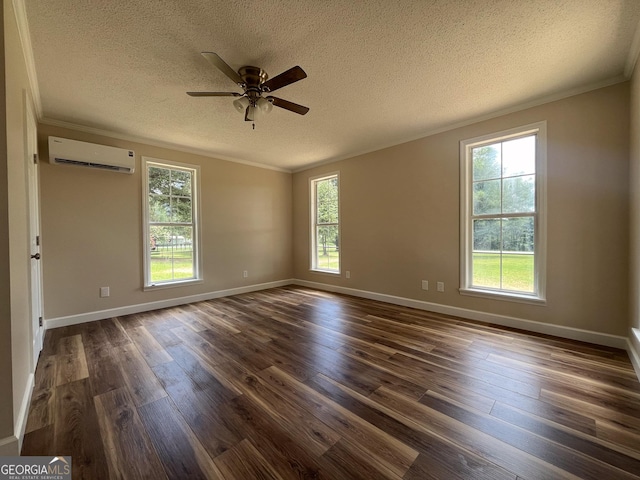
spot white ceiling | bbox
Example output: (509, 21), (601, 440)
(21, 0), (640, 171)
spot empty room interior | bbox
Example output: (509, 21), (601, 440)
(4, 0), (640, 478)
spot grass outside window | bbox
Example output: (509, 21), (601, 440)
(150, 246), (194, 281)
(472, 252), (534, 293)
(316, 246), (340, 271)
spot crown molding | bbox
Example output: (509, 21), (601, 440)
(39, 73), (627, 176)
(39, 117), (292, 173)
(12, 0), (42, 118)
(293, 74), (628, 173)
(15, 0), (635, 174)
(625, 18), (640, 78)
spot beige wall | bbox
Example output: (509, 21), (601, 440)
(630, 60), (640, 354)
(0, 0), (13, 442)
(38, 124), (293, 319)
(293, 83), (630, 336)
(2, 0), (37, 448)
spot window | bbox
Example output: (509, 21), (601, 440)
(311, 173), (340, 273)
(460, 122), (546, 302)
(143, 158), (201, 288)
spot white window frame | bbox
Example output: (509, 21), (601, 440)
(142, 157), (202, 290)
(459, 121), (547, 304)
(310, 172), (341, 274)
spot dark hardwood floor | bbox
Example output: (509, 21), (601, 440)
(21, 286), (640, 479)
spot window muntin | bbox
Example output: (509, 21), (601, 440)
(311, 173), (340, 273)
(461, 123), (546, 302)
(143, 158), (200, 287)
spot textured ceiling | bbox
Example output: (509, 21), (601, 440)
(22, 0), (640, 171)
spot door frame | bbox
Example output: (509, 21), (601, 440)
(25, 92), (43, 370)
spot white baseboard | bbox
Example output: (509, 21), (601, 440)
(45, 279), (294, 329)
(628, 329), (640, 382)
(0, 372), (34, 456)
(43, 277), (636, 377)
(14, 373), (34, 454)
(0, 435), (19, 456)
(293, 279), (628, 350)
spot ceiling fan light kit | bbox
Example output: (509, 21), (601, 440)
(257, 97), (273, 114)
(187, 52), (309, 128)
(232, 96), (249, 113)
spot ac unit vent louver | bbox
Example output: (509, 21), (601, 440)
(48, 136), (135, 174)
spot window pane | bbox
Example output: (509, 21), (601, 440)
(472, 252), (501, 288)
(501, 217), (534, 292)
(149, 225), (194, 282)
(502, 136), (535, 177)
(171, 170), (192, 196)
(170, 226), (194, 280)
(149, 195), (170, 223)
(171, 197), (192, 223)
(502, 217), (534, 253)
(501, 252), (534, 292)
(149, 225), (172, 282)
(149, 166), (170, 195)
(315, 225), (339, 271)
(473, 180), (501, 215)
(502, 175), (535, 213)
(473, 219), (501, 251)
(472, 144), (501, 181)
(316, 178), (338, 224)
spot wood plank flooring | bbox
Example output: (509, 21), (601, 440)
(21, 286), (640, 479)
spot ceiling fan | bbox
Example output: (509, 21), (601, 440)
(187, 52), (309, 125)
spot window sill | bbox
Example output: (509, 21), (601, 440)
(144, 279), (203, 291)
(310, 268), (341, 276)
(459, 287), (546, 305)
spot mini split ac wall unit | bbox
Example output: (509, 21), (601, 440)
(48, 136), (135, 174)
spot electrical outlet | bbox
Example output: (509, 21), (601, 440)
(243, 270), (248, 278)
(421, 280), (429, 290)
(346, 271), (351, 279)
(100, 286), (110, 298)
(437, 282), (445, 292)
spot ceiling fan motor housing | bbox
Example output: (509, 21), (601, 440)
(239, 66), (269, 104)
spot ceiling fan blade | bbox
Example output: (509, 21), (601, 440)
(201, 52), (244, 86)
(186, 91), (242, 97)
(261, 66), (307, 92)
(267, 96), (309, 115)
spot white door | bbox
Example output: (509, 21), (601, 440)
(26, 103), (43, 368)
